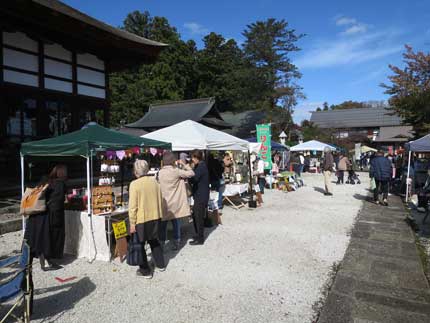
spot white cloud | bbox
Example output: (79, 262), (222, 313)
(335, 16), (369, 36)
(183, 22), (208, 36)
(295, 30), (403, 69)
(335, 16), (357, 26)
(293, 101), (324, 123)
(342, 23), (369, 35)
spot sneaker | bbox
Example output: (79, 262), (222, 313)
(189, 239), (204, 246)
(375, 200), (380, 205)
(383, 199), (388, 206)
(136, 268), (153, 279)
(155, 266), (166, 272)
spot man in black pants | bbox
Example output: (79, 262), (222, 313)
(189, 150), (209, 245)
(370, 151), (392, 206)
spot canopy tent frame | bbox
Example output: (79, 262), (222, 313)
(143, 120), (256, 204)
(20, 123), (170, 261)
(290, 140), (336, 152)
(404, 134), (430, 201)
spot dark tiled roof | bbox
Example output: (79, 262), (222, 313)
(126, 98), (230, 130)
(221, 110), (266, 138)
(310, 107), (403, 129)
(1, 1), (167, 71)
(115, 127), (148, 137)
(373, 126), (414, 142)
(33, 0), (167, 48)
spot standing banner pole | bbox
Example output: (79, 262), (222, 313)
(20, 154), (25, 235)
(406, 150), (412, 202)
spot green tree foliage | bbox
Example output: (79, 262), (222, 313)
(242, 19), (304, 118)
(196, 33), (258, 112)
(300, 120), (331, 142)
(382, 45), (430, 137)
(329, 100), (368, 110)
(110, 11), (198, 126)
(109, 12), (304, 128)
(322, 102), (329, 111)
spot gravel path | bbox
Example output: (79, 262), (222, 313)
(0, 173), (369, 323)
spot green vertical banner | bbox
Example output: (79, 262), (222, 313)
(256, 123), (272, 170)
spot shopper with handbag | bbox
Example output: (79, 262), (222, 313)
(24, 164), (67, 271)
(158, 151), (194, 250)
(128, 159), (165, 278)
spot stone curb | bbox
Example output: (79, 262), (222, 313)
(0, 218), (22, 235)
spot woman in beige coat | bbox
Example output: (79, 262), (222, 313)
(129, 159), (165, 278)
(336, 154), (351, 185)
(158, 151), (194, 250)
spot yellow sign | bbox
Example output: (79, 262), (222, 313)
(112, 220), (128, 240)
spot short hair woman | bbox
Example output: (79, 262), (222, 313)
(128, 159), (165, 278)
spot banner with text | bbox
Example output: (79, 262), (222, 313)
(256, 124), (272, 170)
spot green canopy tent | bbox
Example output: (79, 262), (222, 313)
(20, 123), (171, 218)
(21, 122), (170, 157)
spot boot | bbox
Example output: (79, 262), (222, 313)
(214, 210), (222, 225)
(256, 192), (263, 206)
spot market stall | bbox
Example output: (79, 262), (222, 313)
(20, 123), (171, 262)
(143, 120), (252, 209)
(405, 134), (430, 201)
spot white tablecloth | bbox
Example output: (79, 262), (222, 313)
(64, 210), (111, 262)
(223, 183), (249, 197)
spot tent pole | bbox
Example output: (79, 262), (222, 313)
(86, 156), (91, 215)
(406, 150), (412, 202)
(247, 151), (254, 200)
(20, 154), (25, 235)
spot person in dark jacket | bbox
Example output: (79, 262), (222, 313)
(370, 151), (392, 206)
(24, 165), (67, 271)
(189, 150), (209, 245)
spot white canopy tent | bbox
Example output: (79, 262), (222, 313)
(290, 140), (335, 152)
(142, 120), (250, 151)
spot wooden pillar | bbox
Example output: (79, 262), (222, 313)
(104, 61), (110, 127)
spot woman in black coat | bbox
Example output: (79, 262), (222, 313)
(46, 165), (67, 260)
(24, 164), (67, 270)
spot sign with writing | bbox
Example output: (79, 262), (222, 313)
(256, 124), (272, 170)
(112, 220), (128, 240)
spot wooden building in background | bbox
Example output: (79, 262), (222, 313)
(0, 0), (166, 182)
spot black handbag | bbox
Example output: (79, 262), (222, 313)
(126, 233), (144, 266)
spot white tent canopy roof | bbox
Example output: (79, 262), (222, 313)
(290, 140), (335, 152)
(142, 120), (250, 151)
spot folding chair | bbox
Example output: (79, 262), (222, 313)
(0, 241), (32, 323)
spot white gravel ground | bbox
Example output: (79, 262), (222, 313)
(1, 173), (369, 323)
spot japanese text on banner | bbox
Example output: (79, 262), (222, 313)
(256, 124), (272, 170)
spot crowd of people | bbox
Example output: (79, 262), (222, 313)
(24, 144), (409, 279)
(319, 147), (398, 206)
(25, 149), (261, 279)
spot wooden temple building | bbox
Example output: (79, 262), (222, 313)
(0, 0), (166, 182)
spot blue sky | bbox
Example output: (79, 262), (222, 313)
(64, 0), (430, 123)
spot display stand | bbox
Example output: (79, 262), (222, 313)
(223, 183), (249, 210)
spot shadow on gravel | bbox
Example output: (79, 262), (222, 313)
(158, 219), (219, 267)
(31, 277), (96, 322)
(352, 193), (371, 202)
(313, 187), (326, 195)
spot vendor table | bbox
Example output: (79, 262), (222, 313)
(223, 183), (249, 210)
(64, 209), (128, 262)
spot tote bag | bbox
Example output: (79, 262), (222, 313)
(20, 184), (49, 216)
(126, 233), (144, 266)
(370, 178), (376, 190)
